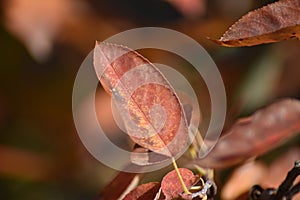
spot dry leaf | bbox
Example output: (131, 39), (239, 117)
(97, 171), (141, 200)
(130, 101), (199, 166)
(93, 42), (188, 157)
(213, 0), (300, 47)
(161, 168), (199, 200)
(123, 182), (161, 200)
(195, 98), (300, 168)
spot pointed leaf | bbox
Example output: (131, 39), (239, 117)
(213, 0), (300, 47)
(93, 42), (188, 157)
(130, 101), (199, 166)
(195, 99), (300, 168)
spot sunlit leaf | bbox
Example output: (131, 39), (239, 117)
(195, 99), (300, 168)
(93, 42), (188, 157)
(161, 168), (199, 199)
(130, 102), (198, 166)
(212, 0), (300, 47)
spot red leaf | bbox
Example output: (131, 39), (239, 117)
(97, 171), (141, 200)
(161, 168), (199, 199)
(195, 98), (300, 168)
(93, 42), (188, 157)
(130, 101), (199, 166)
(212, 0), (300, 47)
(123, 182), (161, 200)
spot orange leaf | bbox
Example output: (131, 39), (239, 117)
(212, 0), (300, 47)
(123, 182), (161, 200)
(195, 99), (300, 168)
(93, 42), (188, 157)
(161, 168), (199, 199)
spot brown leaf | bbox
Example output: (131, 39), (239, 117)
(212, 0), (300, 47)
(195, 98), (300, 168)
(97, 171), (141, 200)
(93, 42), (188, 157)
(123, 182), (161, 200)
(130, 100), (200, 166)
(161, 168), (199, 199)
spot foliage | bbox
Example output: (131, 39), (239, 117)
(1, 0), (300, 200)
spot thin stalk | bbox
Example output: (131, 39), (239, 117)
(172, 157), (191, 195)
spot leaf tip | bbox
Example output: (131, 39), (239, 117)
(208, 37), (234, 47)
(95, 40), (101, 47)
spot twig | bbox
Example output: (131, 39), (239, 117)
(285, 181), (300, 200)
(274, 161), (300, 200)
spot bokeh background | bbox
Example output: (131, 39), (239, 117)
(0, 0), (300, 199)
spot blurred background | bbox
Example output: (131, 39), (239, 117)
(0, 0), (300, 199)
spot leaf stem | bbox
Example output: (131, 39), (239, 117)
(172, 157), (191, 195)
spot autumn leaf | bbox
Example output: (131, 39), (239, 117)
(161, 168), (199, 199)
(97, 171), (141, 200)
(194, 98), (300, 168)
(123, 182), (161, 200)
(212, 0), (300, 47)
(93, 42), (188, 157)
(130, 102), (198, 166)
